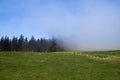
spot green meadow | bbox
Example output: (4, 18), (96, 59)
(0, 51), (120, 80)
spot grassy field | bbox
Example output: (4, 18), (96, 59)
(0, 51), (120, 80)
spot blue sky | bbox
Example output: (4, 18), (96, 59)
(0, 0), (120, 50)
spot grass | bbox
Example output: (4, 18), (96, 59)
(0, 51), (120, 80)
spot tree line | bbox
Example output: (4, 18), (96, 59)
(0, 35), (65, 52)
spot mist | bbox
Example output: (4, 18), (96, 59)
(0, 0), (120, 51)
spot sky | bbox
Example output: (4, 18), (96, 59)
(0, 0), (120, 51)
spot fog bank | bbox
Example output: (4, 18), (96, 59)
(0, 0), (120, 51)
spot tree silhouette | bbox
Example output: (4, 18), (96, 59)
(0, 35), (65, 52)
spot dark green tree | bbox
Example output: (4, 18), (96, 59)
(23, 37), (29, 51)
(5, 36), (11, 51)
(29, 36), (36, 51)
(11, 36), (19, 51)
(18, 35), (24, 51)
(0, 37), (4, 51)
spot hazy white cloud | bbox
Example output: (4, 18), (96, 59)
(0, 0), (120, 50)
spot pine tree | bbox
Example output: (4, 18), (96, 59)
(29, 36), (36, 52)
(18, 35), (24, 51)
(2, 36), (11, 51)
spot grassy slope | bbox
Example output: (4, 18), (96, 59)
(0, 51), (120, 80)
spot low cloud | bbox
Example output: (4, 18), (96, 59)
(1, 0), (120, 51)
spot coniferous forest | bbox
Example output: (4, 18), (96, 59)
(0, 35), (64, 52)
